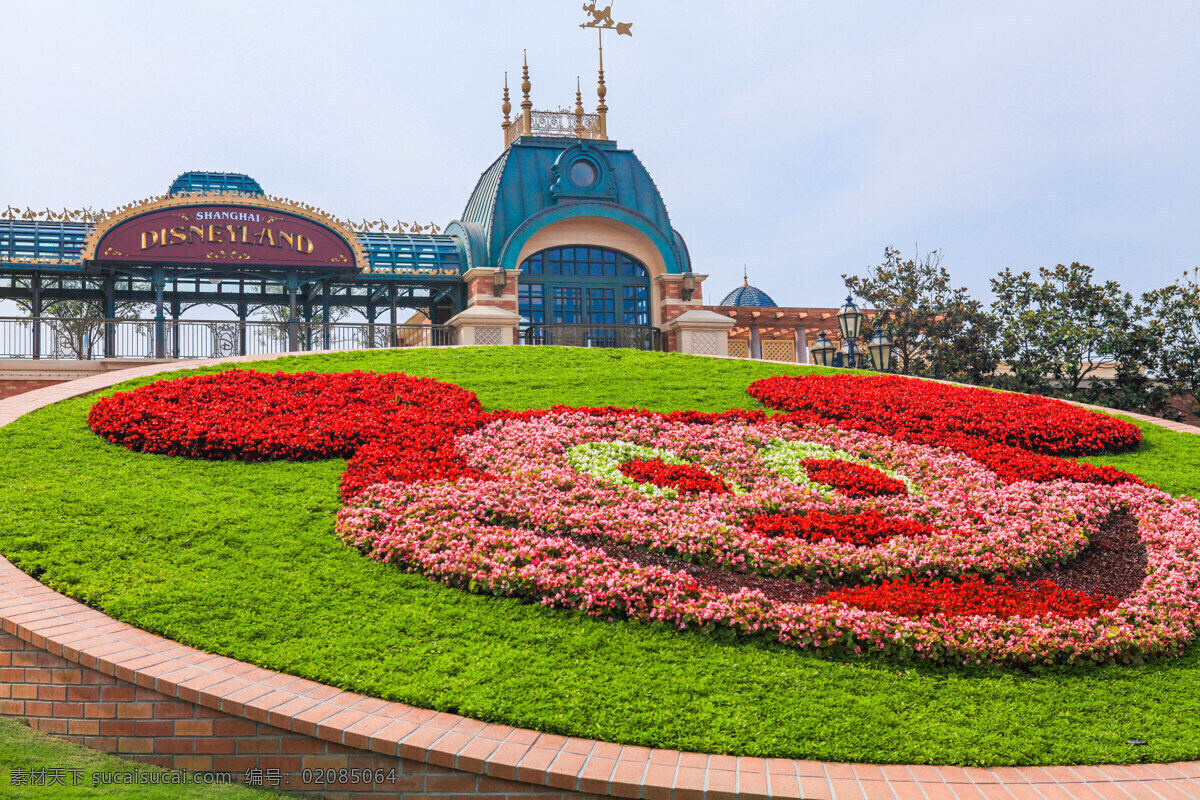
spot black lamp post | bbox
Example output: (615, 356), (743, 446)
(835, 295), (864, 368)
(810, 330), (836, 366)
(867, 326), (893, 371)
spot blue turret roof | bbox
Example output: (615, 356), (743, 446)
(168, 171), (264, 196)
(720, 283), (778, 307)
(452, 138), (690, 274)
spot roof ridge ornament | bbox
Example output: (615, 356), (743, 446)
(520, 50), (533, 137)
(501, 72), (512, 146)
(580, 2), (630, 141)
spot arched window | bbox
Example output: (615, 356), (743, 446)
(517, 246), (651, 329)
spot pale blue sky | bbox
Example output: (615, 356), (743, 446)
(2, 1), (1197, 308)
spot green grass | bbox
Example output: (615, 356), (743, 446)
(1079, 417), (1200, 499)
(0, 718), (283, 798)
(0, 347), (1198, 767)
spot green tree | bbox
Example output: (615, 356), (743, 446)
(990, 262), (1139, 396)
(13, 294), (149, 359)
(843, 247), (998, 382)
(1142, 268), (1200, 416)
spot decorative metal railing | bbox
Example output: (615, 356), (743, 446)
(518, 324), (661, 351)
(0, 317), (453, 360)
(505, 110), (603, 147)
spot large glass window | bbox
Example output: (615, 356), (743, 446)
(518, 284), (544, 324)
(518, 246), (651, 333)
(552, 286), (583, 323)
(623, 285), (649, 326)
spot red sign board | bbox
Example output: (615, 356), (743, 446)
(93, 205), (357, 269)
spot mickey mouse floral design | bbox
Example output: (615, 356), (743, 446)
(88, 369), (1200, 666)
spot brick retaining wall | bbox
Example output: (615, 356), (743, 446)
(0, 379), (66, 400)
(0, 633), (587, 800)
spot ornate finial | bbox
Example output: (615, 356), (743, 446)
(743, 265), (749, 286)
(596, 36), (608, 139)
(501, 72), (512, 145)
(520, 50), (532, 136)
(574, 77), (585, 138)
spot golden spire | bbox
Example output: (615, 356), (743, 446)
(520, 50), (532, 136)
(595, 35), (608, 140)
(743, 265), (749, 286)
(501, 72), (512, 146)
(574, 77), (585, 138)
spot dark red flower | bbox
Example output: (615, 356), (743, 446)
(816, 575), (1118, 619)
(748, 510), (937, 546)
(618, 458), (730, 495)
(801, 458), (908, 498)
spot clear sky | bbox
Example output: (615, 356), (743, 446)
(2, 1), (1197, 309)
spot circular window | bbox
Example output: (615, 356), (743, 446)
(569, 159), (598, 188)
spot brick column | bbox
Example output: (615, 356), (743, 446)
(654, 273), (707, 352)
(463, 268), (520, 314)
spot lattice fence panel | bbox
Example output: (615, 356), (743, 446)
(691, 330), (720, 356)
(762, 340), (795, 362)
(475, 327), (503, 346)
(726, 338), (749, 359)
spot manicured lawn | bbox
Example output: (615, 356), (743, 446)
(1079, 418), (1200, 499)
(0, 347), (1197, 766)
(0, 718), (283, 798)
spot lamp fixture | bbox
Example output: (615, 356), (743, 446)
(681, 271), (696, 301)
(868, 327), (893, 372)
(810, 330), (836, 367)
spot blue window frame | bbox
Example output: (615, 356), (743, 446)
(518, 246), (651, 329)
(518, 283), (544, 324)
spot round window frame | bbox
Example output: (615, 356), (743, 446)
(568, 158), (600, 189)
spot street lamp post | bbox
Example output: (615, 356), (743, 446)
(810, 330), (836, 366)
(835, 295), (864, 368)
(867, 326), (893, 371)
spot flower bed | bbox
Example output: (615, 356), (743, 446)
(87, 369), (1200, 666)
(86, 369), (490, 499)
(747, 374), (1144, 486)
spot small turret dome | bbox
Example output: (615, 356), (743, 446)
(168, 171), (263, 196)
(720, 269), (777, 307)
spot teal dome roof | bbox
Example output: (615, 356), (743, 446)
(720, 283), (778, 307)
(448, 138), (690, 274)
(168, 171), (263, 196)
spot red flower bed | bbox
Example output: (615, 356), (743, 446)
(816, 575), (1119, 620)
(747, 374), (1143, 486)
(618, 458), (730, 495)
(802, 458), (908, 497)
(747, 374), (1140, 455)
(748, 510), (937, 547)
(86, 369), (490, 500)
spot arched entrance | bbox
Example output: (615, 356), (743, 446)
(517, 246), (657, 348)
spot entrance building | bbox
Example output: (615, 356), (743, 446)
(0, 59), (850, 366)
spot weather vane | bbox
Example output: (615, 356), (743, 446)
(580, 2), (632, 36)
(577, 2), (630, 140)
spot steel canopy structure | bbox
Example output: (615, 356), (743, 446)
(0, 170), (466, 357)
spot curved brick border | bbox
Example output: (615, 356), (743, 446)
(2, 351), (1200, 800)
